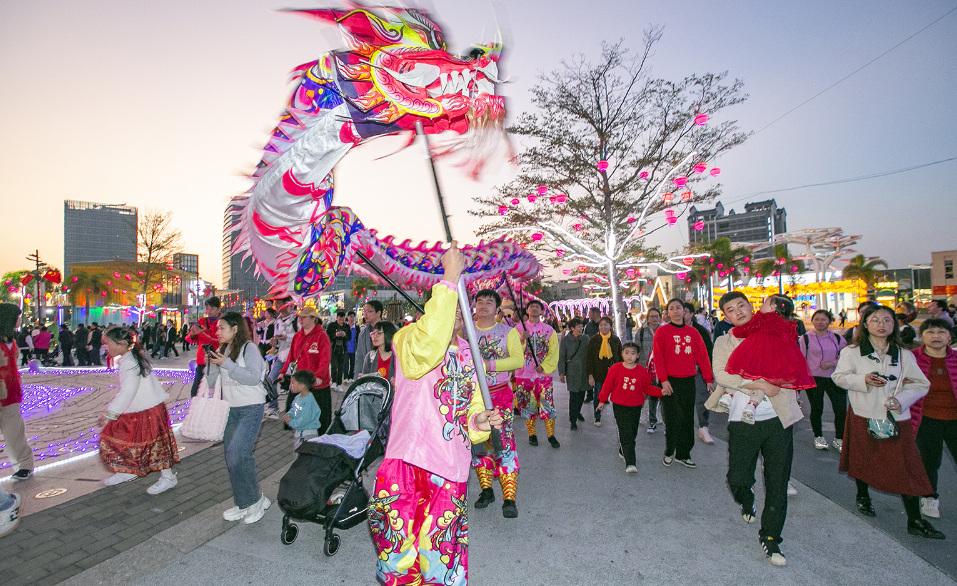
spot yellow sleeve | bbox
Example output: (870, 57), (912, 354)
(466, 383), (491, 445)
(540, 331), (559, 374)
(491, 328), (524, 373)
(393, 282), (457, 380)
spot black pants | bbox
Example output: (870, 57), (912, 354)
(807, 376), (847, 438)
(331, 350), (345, 385)
(286, 386), (333, 433)
(856, 479), (923, 521)
(190, 364), (206, 397)
(614, 403), (643, 466)
(592, 376), (606, 421)
(646, 395), (660, 426)
(61, 346), (73, 366)
(20, 349), (30, 366)
(164, 341), (179, 357)
(694, 371), (710, 428)
(727, 418), (793, 544)
(346, 353), (356, 380)
(662, 376), (697, 459)
(916, 416), (957, 499)
(569, 391), (586, 424)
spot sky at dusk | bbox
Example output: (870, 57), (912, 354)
(2, 0), (955, 288)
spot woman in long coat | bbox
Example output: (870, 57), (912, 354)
(558, 317), (590, 430)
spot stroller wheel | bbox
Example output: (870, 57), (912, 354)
(281, 523), (299, 545)
(323, 533), (341, 557)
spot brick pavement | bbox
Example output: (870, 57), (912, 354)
(0, 419), (291, 586)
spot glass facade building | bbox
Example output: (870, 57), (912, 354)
(687, 199), (787, 259)
(222, 196), (271, 301)
(63, 200), (138, 272)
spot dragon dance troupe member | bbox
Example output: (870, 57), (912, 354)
(369, 243), (502, 586)
(514, 300), (560, 448)
(470, 288), (524, 518)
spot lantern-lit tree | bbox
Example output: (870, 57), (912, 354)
(755, 245), (806, 295)
(677, 237), (752, 307)
(0, 271), (28, 304)
(471, 34), (749, 336)
(840, 254), (888, 301)
(350, 277), (377, 308)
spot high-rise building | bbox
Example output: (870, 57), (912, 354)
(222, 196), (271, 300)
(63, 200), (138, 272)
(172, 253), (199, 275)
(687, 199), (787, 259)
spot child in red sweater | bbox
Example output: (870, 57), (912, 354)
(598, 343), (662, 473)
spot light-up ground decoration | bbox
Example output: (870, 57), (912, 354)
(0, 368), (195, 471)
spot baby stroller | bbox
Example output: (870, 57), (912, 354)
(277, 376), (393, 556)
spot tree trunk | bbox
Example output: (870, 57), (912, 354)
(607, 260), (627, 339)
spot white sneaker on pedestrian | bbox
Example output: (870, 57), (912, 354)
(594, 421), (602, 427)
(787, 481), (798, 496)
(263, 410), (281, 421)
(104, 473), (138, 486)
(814, 436), (828, 450)
(0, 493), (21, 538)
(625, 465), (638, 474)
(647, 422), (658, 434)
(243, 494), (271, 524)
(147, 474), (178, 495)
(716, 393), (733, 413)
(223, 505), (247, 521)
(832, 438), (843, 452)
(921, 497), (940, 519)
(698, 427), (715, 444)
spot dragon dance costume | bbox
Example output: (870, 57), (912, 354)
(370, 282), (490, 586)
(470, 322), (523, 508)
(515, 321), (560, 441)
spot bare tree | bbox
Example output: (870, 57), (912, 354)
(137, 208), (184, 296)
(471, 32), (750, 335)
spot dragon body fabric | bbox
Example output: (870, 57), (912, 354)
(232, 4), (541, 299)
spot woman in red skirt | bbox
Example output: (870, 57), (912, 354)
(833, 305), (944, 539)
(97, 327), (180, 495)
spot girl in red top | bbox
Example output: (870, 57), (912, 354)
(652, 298), (714, 468)
(598, 342), (662, 473)
(718, 295), (815, 423)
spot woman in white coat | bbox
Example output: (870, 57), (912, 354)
(98, 327), (180, 494)
(833, 305), (943, 539)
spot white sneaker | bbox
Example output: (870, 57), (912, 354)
(0, 493), (21, 538)
(832, 438), (843, 452)
(594, 421), (602, 427)
(104, 473), (138, 486)
(147, 474), (178, 495)
(814, 436), (828, 450)
(698, 427), (715, 444)
(740, 407), (755, 425)
(921, 497), (940, 519)
(243, 494), (271, 524)
(263, 410), (281, 421)
(223, 505), (247, 521)
(787, 481), (798, 496)
(625, 465), (638, 474)
(716, 393), (733, 413)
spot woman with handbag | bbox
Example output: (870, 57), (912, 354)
(206, 313), (270, 525)
(832, 304), (943, 539)
(97, 327), (180, 494)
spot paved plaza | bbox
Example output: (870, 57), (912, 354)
(1, 359), (955, 585)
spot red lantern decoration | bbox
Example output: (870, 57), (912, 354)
(527, 194), (537, 203)
(556, 249), (565, 257)
(683, 257), (695, 266)
(694, 113), (708, 125)
(710, 167), (721, 176)
(578, 266), (587, 272)
(693, 221), (704, 231)
(639, 171), (649, 179)
(573, 223), (583, 231)
(597, 160), (609, 172)
(681, 191), (692, 201)
(537, 185), (548, 196)
(498, 205), (508, 215)
(673, 176), (688, 187)
(510, 198), (520, 205)
(531, 232), (544, 242)
(693, 163), (707, 174)
(663, 192), (674, 204)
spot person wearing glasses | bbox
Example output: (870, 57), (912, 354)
(832, 305), (943, 539)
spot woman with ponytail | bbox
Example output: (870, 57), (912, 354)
(97, 327), (180, 494)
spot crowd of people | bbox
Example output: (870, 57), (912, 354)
(1, 269), (955, 583)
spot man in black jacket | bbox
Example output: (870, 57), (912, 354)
(326, 311), (352, 388)
(88, 323), (102, 366)
(59, 324), (74, 366)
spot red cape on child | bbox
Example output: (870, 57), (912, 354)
(724, 310), (815, 390)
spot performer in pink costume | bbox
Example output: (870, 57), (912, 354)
(514, 300), (560, 448)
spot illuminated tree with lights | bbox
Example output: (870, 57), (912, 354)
(471, 34), (749, 335)
(841, 254), (888, 301)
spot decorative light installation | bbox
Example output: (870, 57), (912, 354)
(665, 210), (677, 225)
(626, 217), (636, 224)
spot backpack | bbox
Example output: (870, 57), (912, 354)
(801, 332), (841, 358)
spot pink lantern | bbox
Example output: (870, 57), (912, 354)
(673, 176), (688, 187)
(683, 257), (695, 266)
(743, 257), (750, 263)
(792, 266), (799, 272)
(556, 249), (565, 257)
(663, 192), (674, 204)
(573, 223), (583, 231)
(531, 232), (543, 242)
(510, 198), (520, 205)
(550, 194), (568, 204)
(710, 167), (721, 177)
(694, 113), (708, 125)
(693, 163), (707, 174)
(498, 205), (508, 215)
(597, 160), (609, 172)
(627, 217), (636, 224)
(562, 269), (571, 275)
(639, 171), (649, 179)
(677, 272), (688, 279)
(537, 185), (548, 196)
(693, 221), (705, 231)
(578, 266), (587, 272)
(717, 263), (723, 269)
(527, 194), (537, 202)
(625, 269), (636, 278)
(681, 191), (692, 201)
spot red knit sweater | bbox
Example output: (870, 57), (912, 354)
(651, 322), (714, 383)
(280, 325), (331, 388)
(598, 362), (662, 406)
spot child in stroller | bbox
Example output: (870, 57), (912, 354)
(276, 375), (392, 556)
